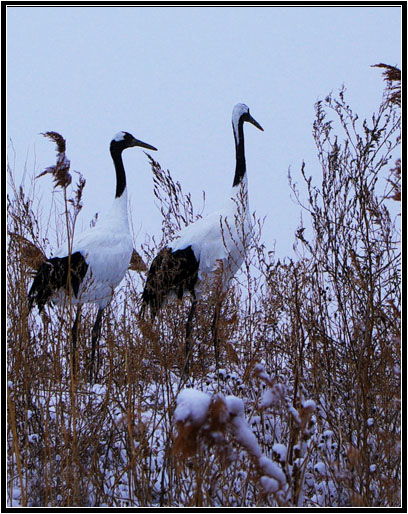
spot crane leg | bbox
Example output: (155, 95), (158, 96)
(183, 299), (197, 376)
(89, 307), (104, 383)
(71, 306), (82, 378)
(211, 299), (222, 369)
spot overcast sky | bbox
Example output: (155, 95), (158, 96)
(7, 5), (401, 258)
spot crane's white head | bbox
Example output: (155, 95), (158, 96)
(232, 104), (263, 140)
(111, 131), (157, 152)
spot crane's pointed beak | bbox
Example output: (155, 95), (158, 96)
(248, 114), (264, 131)
(132, 138), (158, 151)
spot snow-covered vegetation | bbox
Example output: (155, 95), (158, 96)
(7, 65), (401, 507)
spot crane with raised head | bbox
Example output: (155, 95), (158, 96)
(142, 104), (263, 373)
(29, 131), (157, 382)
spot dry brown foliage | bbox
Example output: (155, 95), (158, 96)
(8, 232), (47, 273)
(37, 132), (72, 189)
(372, 63), (401, 106)
(128, 249), (147, 272)
(7, 65), (401, 507)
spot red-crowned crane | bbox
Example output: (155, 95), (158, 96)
(28, 131), (157, 382)
(142, 104), (263, 373)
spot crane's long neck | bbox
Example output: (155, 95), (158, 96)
(107, 146), (130, 227)
(231, 118), (249, 214)
(110, 147), (127, 199)
(232, 119), (246, 188)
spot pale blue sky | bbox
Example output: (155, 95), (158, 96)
(7, 5), (401, 258)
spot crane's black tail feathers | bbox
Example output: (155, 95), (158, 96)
(28, 252), (88, 312)
(141, 246), (199, 318)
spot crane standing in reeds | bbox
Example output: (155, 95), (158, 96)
(28, 131), (157, 382)
(142, 104), (263, 373)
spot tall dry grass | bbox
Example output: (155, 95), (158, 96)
(6, 66), (401, 507)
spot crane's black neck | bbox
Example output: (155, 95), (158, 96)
(110, 145), (127, 198)
(233, 118), (246, 187)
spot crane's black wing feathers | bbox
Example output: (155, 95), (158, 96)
(28, 252), (89, 312)
(142, 246), (199, 317)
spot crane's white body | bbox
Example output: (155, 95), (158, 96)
(53, 192), (133, 308)
(30, 131), (157, 316)
(140, 105), (261, 371)
(171, 176), (252, 297)
(164, 103), (263, 301)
